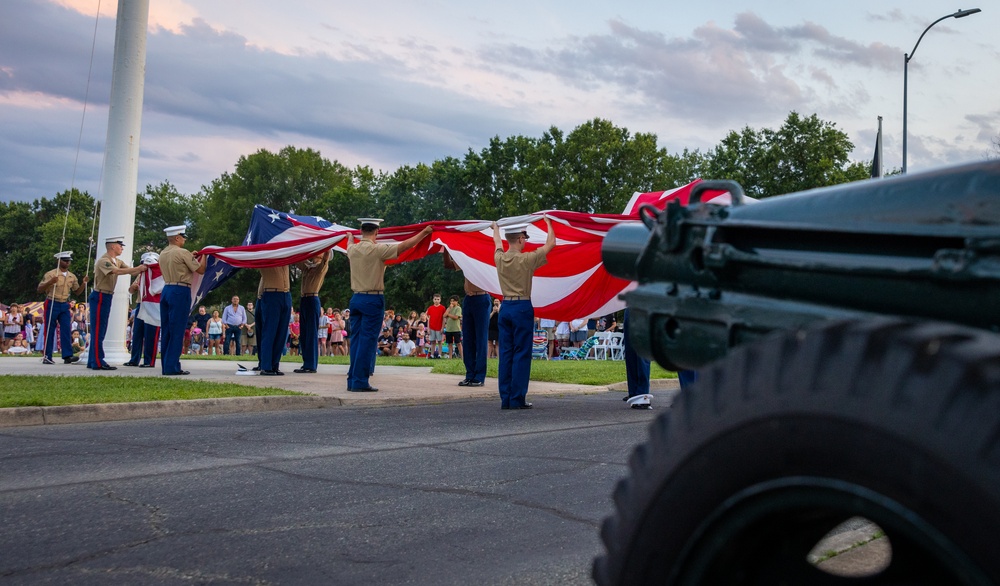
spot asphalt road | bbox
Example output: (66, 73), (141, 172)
(0, 393), (659, 585)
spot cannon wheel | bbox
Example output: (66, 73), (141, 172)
(593, 319), (1000, 585)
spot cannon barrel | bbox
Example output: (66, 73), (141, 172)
(604, 161), (1000, 369)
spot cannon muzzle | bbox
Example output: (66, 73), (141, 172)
(602, 223), (650, 282)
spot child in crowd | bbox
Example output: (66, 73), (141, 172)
(444, 295), (463, 359)
(425, 294), (446, 359)
(415, 323), (427, 356)
(6, 332), (30, 355)
(329, 308), (345, 356)
(318, 309), (329, 357)
(71, 330), (84, 355)
(189, 326), (204, 355)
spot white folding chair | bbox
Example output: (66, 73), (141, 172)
(591, 331), (612, 360)
(607, 332), (625, 360)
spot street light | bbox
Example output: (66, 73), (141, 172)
(902, 7), (981, 173)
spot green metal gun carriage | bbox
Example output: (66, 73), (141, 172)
(594, 161), (1000, 585)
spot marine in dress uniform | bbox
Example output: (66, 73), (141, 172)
(346, 218), (432, 392)
(37, 251), (88, 364)
(294, 250), (330, 374)
(88, 236), (147, 370)
(258, 265), (292, 375)
(124, 252), (162, 368)
(159, 225), (208, 375)
(493, 218), (556, 410)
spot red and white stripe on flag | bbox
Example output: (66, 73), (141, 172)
(195, 180), (731, 321)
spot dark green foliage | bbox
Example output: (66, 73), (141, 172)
(702, 112), (869, 198)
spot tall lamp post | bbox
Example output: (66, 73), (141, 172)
(902, 7), (981, 173)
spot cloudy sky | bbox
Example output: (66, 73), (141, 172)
(1, 0), (997, 203)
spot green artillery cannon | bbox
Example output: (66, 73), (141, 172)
(593, 161), (1000, 585)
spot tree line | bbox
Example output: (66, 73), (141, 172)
(1, 112), (870, 311)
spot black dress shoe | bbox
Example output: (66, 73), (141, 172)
(138, 364), (153, 368)
(513, 403), (533, 409)
(457, 379), (471, 386)
(123, 361), (138, 367)
(64, 356), (80, 364)
(252, 366), (261, 372)
(467, 380), (484, 387)
(293, 368), (316, 373)
(347, 386), (378, 392)
(42, 357), (56, 365)
(164, 371), (190, 376)
(260, 370), (278, 376)
(273, 370), (285, 376)
(100, 365), (117, 371)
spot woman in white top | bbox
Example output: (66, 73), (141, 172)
(207, 310), (224, 355)
(3, 303), (24, 353)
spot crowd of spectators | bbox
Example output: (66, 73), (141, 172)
(3, 295), (624, 362)
(0, 301), (90, 357)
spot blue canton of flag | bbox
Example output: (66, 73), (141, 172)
(244, 205), (334, 245)
(191, 255), (237, 309)
(191, 205), (340, 310)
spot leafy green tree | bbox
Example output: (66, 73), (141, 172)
(560, 118), (666, 213)
(0, 189), (99, 301)
(135, 181), (196, 255)
(0, 200), (41, 301)
(704, 112), (869, 198)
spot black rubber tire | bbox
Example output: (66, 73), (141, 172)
(593, 319), (1000, 585)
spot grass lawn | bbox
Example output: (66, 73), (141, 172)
(0, 354), (674, 407)
(0, 375), (302, 408)
(193, 353), (675, 386)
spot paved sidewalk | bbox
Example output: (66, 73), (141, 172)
(0, 358), (680, 426)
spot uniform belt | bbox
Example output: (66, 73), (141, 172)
(465, 291), (490, 296)
(355, 290), (384, 295)
(301, 293), (320, 297)
(94, 289), (114, 294)
(262, 288), (289, 292)
(164, 282), (190, 287)
(505, 295), (529, 301)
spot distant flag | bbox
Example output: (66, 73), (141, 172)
(870, 116), (883, 179)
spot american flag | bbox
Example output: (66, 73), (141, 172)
(195, 181), (735, 320)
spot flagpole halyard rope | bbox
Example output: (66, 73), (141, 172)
(43, 0), (103, 360)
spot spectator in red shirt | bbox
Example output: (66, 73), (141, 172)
(425, 293), (447, 359)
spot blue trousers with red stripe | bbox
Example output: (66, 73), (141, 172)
(42, 299), (73, 360)
(497, 300), (534, 408)
(160, 284), (192, 375)
(129, 317), (160, 367)
(87, 290), (112, 369)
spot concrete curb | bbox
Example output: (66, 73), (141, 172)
(0, 396), (340, 428)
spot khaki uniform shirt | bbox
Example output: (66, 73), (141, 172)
(159, 245), (201, 285)
(299, 258), (329, 295)
(40, 269), (80, 302)
(494, 248), (547, 298)
(93, 253), (126, 293)
(260, 266), (290, 292)
(348, 239), (398, 292)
